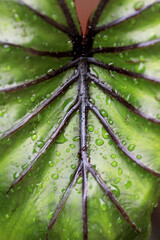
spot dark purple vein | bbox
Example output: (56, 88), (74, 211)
(6, 101), (80, 194)
(0, 73), (78, 141)
(88, 101), (160, 177)
(58, 0), (79, 36)
(47, 162), (82, 231)
(18, 0), (69, 34)
(88, 57), (160, 84)
(89, 74), (160, 124)
(88, 0), (109, 30)
(78, 60), (89, 240)
(86, 0), (109, 52)
(91, 38), (160, 54)
(0, 58), (79, 93)
(87, 163), (140, 233)
(0, 41), (73, 57)
(95, 1), (160, 33)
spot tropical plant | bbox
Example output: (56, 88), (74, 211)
(0, 0), (160, 239)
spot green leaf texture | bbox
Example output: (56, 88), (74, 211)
(0, 0), (160, 240)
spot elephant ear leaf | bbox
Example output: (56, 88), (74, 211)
(0, 0), (160, 240)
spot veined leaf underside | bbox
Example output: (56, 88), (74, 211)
(1, 0), (160, 239)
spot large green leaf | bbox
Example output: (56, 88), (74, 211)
(0, 0), (160, 240)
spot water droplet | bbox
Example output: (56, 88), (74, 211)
(134, 1), (144, 10)
(56, 132), (68, 144)
(14, 13), (21, 22)
(111, 154), (116, 159)
(36, 182), (43, 189)
(125, 180), (132, 189)
(110, 184), (120, 198)
(128, 144), (136, 152)
(0, 111), (4, 117)
(48, 211), (53, 219)
(134, 195), (139, 199)
(122, 140), (127, 145)
(71, 164), (76, 169)
(111, 161), (118, 167)
(13, 172), (19, 179)
(77, 177), (82, 184)
(73, 136), (79, 141)
(100, 199), (107, 211)
(47, 69), (53, 74)
(136, 154), (142, 159)
(49, 161), (53, 167)
(114, 178), (121, 184)
(56, 151), (61, 156)
(100, 109), (108, 118)
(117, 217), (122, 224)
(95, 139), (104, 146)
(70, 144), (75, 149)
(17, 96), (22, 103)
(51, 174), (59, 180)
(88, 125), (94, 132)
(5, 214), (9, 219)
(52, 14), (58, 20)
(118, 167), (123, 175)
(135, 62), (145, 73)
(156, 113), (160, 119)
(37, 140), (44, 148)
(31, 134), (38, 141)
(30, 95), (36, 102)
(109, 223), (112, 228)
(104, 35), (109, 41)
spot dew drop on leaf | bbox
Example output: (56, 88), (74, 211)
(125, 180), (132, 189)
(5, 214), (9, 219)
(31, 134), (38, 141)
(71, 164), (76, 169)
(102, 127), (109, 139)
(77, 177), (83, 184)
(110, 185), (120, 198)
(95, 139), (104, 146)
(111, 161), (118, 167)
(156, 113), (160, 119)
(56, 131), (68, 144)
(88, 125), (94, 132)
(134, 62), (145, 73)
(118, 167), (123, 175)
(70, 144), (76, 149)
(13, 172), (19, 180)
(37, 140), (44, 148)
(100, 109), (108, 118)
(51, 174), (59, 180)
(0, 111), (4, 117)
(128, 144), (136, 152)
(111, 154), (116, 159)
(136, 155), (142, 159)
(134, 1), (144, 10)
(73, 136), (79, 141)
(99, 199), (108, 211)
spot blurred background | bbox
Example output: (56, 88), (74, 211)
(75, 0), (160, 239)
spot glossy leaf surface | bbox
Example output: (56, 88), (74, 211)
(0, 1), (160, 240)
